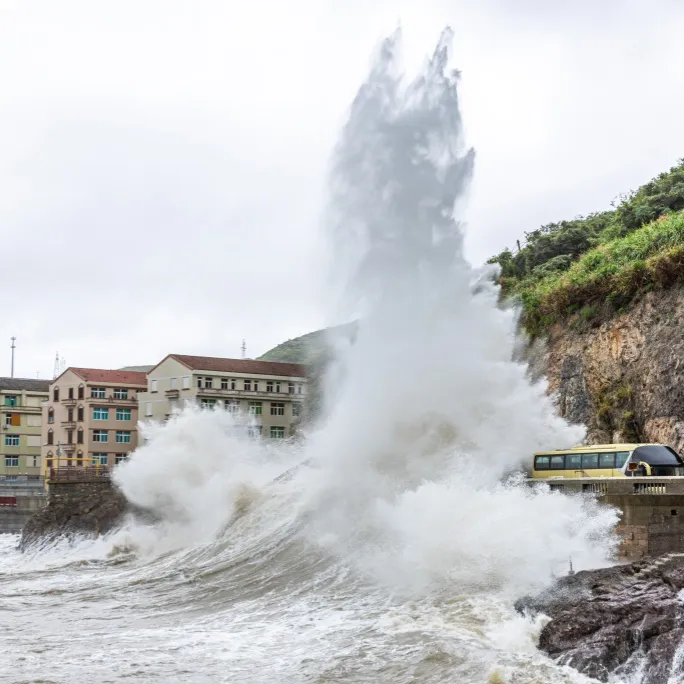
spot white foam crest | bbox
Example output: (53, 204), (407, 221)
(299, 27), (619, 595)
(113, 405), (301, 552)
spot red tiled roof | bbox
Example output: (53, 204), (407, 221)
(68, 368), (147, 386)
(167, 354), (307, 378)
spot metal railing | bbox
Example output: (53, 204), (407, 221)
(529, 476), (684, 496)
(48, 467), (111, 483)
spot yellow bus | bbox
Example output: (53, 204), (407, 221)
(531, 443), (684, 479)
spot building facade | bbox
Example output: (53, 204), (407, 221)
(139, 354), (307, 438)
(0, 378), (50, 480)
(41, 368), (147, 474)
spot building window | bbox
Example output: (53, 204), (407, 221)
(93, 430), (109, 443)
(68, 387), (74, 400)
(32, 456), (39, 468)
(197, 376), (213, 389)
(288, 382), (295, 394)
(113, 388), (129, 400)
(78, 385), (84, 400)
(244, 380), (252, 391)
(53, 388), (59, 402)
(77, 458), (83, 467)
(292, 403), (302, 417)
(247, 425), (262, 439)
(224, 400), (240, 413)
(182, 376), (190, 390)
(93, 408), (109, 421)
(4, 456), (19, 467)
(92, 453), (108, 466)
(170, 377), (178, 390)
(221, 378), (229, 390)
(4, 435), (19, 447)
(67, 430), (73, 445)
(115, 431), (131, 444)
(230, 378), (236, 390)
(77, 429), (84, 444)
(116, 408), (132, 421)
(145, 403), (153, 417)
(275, 382), (281, 393)
(266, 381), (274, 392)
(253, 380), (259, 392)
(270, 403), (285, 416)
(46, 458), (53, 469)
(48, 408), (54, 424)
(77, 406), (84, 422)
(200, 398), (216, 408)
(91, 387), (106, 399)
(270, 426), (285, 439)
(67, 408), (74, 422)
(115, 454), (129, 465)
(5, 413), (19, 427)
(4, 395), (17, 407)
(248, 401), (262, 415)
(47, 430), (54, 445)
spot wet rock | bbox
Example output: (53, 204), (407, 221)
(19, 482), (154, 550)
(516, 555), (684, 683)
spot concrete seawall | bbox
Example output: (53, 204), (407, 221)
(0, 481), (47, 534)
(530, 477), (684, 560)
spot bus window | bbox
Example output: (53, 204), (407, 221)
(566, 454), (582, 470)
(582, 453), (599, 469)
(615, 452), (630, 468)
(535, 456), (550, 470)
(550, 455), (565, 470)
(599, 453), (616, 469)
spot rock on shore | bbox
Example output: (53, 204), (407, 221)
(20, 483), (129, 549)
(516, 555), (684, 683)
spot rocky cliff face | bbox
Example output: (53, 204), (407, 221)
(528, 286), (684, 452)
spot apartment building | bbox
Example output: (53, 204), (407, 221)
(0, 378), (50, 479)
(41, 368), (147, 474)
(139, 354), (307, 438)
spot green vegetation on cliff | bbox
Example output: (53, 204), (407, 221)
(489, 159), (684, 333)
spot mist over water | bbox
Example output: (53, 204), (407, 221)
(2, 29), (626, 684)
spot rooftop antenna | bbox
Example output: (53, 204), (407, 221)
(10, 336), (16, 378)
(53, 352), (64, 380)
(241, 339), (246, 359)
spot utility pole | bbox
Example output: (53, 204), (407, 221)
(10, 337), (16, 378)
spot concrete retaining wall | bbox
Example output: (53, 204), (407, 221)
(531, 477), (684, 560)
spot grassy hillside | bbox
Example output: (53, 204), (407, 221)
(489, 159), (684, 333)
(259, 323), (356, 364)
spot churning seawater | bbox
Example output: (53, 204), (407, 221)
(1, 29), (627, 684)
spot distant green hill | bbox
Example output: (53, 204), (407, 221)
(259, 322), (357, 364)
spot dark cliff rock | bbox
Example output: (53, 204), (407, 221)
(517, 556), (684, 683)
(20, 482), (140, 549)
(527, 287), (684, 451)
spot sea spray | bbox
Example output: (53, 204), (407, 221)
(301, 27), (620, 595)
(111, 27), (621, 597)
(114, 405), (302, 550)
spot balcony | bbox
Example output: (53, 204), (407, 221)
(165, 389), (180, 398)
(107, 395), (137, 404)
(63, 397), (77, 407)
(61, 420), (76, 429)
(59, 443), (77, 453)
(196, 387), (305, 400)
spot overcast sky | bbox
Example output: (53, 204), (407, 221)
(2, 0), (684, 379)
